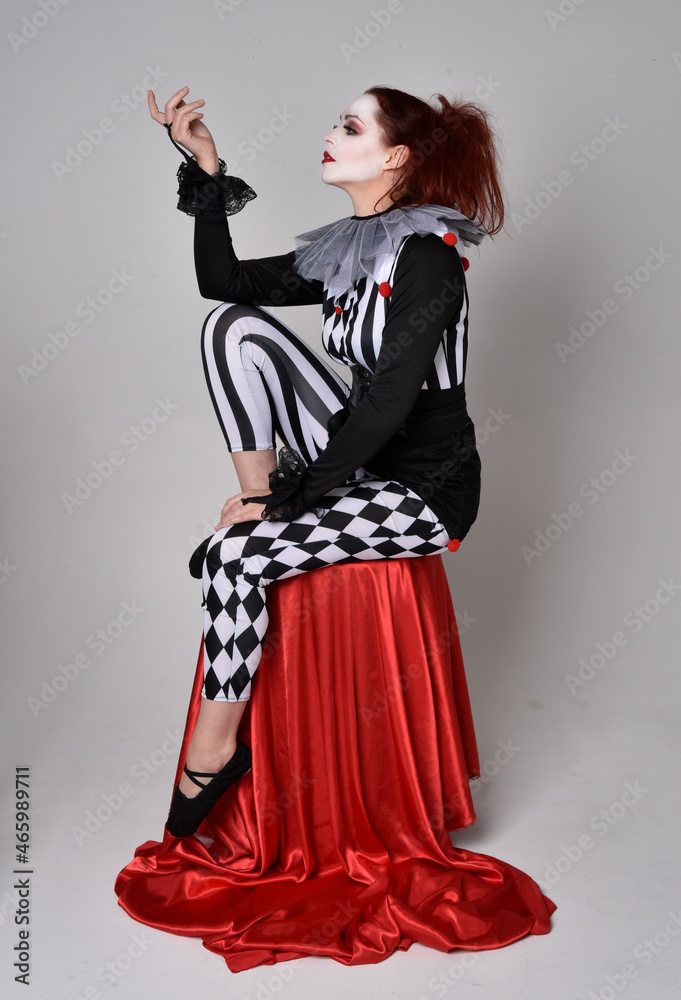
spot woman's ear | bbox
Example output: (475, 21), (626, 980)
(385, 144), (410, 170)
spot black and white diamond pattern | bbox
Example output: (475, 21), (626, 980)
(199, 475), (449, 702)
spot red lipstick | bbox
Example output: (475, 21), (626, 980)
(322, 151), (335, 163)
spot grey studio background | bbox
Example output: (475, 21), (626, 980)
(1, 0), (680, 997)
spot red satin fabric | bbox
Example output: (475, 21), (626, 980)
(115, 555), (556, 971)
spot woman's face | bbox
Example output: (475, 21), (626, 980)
(321, 93), (404, 188)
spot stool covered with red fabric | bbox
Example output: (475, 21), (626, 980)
(115, 554), (556, 972)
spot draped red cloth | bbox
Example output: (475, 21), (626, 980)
(115, 555), (556, 971)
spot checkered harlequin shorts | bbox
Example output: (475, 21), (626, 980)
(198, 301), (450, 702)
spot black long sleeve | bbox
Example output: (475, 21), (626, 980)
(193, 218), (323, 307)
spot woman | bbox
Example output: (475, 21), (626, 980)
(147, 83), (503, 838)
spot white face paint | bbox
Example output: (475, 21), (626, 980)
(321, 93), (402, 188)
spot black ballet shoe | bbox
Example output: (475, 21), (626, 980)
(165, 739), (252, 837)
(189, 535), (212, 579)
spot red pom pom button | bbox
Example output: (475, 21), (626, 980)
(378, 282), (392, 297)
(442, 231), (458, 245)
(447, 538), (460, 552)
(335, 305), (342, 314)
(461, 257), (470, 271)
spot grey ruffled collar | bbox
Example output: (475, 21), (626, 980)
(293, 203), (486, 296)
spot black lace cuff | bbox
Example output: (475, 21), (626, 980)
(166, 127), (256, 221)
(187, 445), (323, 579)
(241, 445), (325, 521)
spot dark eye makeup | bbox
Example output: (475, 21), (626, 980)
(330, 123), (359, 135)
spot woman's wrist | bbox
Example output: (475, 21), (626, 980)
(196, 155), (220, 176)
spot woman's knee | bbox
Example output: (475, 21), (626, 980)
(206, 301), (270, 333)
(202, 303), (277, 368)
(204, 526), (250, 577)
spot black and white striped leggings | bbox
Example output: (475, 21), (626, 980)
(198, 301), (450, 702)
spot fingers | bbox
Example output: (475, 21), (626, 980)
(148, 86), (206, 135)
(165, 87), (202, 122)
(214, 495), (266, 528)
(215, 496), (237, 528)
(147, 89), (164, 123)
(174, 110), (205, 131)
(164, 85), (190, 118)
(147, 86), (189, 124)
(171, 100), (205, 133)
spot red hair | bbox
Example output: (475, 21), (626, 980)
(364, 85), (505, 236)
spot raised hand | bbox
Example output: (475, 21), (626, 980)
(148, 85), (219, 171)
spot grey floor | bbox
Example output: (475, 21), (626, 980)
(2, 669), (678, 1000)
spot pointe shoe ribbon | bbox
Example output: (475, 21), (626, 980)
(165, 739), (252, 838)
